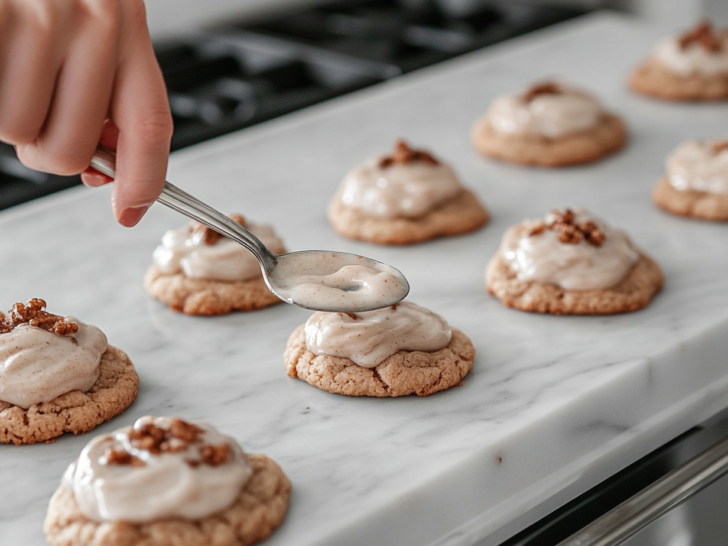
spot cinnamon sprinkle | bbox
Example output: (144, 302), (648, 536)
(678, 21), (725, 52)
(522, 81), (562, 102)
(191, 213), (247, 245)
(0, 298), (78, 336)
(529, 209), (606, 247)
(379, 140), (439, 169)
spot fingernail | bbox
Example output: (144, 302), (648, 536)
(81, 171), (111, 187)
(119, 205), (149, 227)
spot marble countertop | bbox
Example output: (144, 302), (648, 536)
(3, 12), (728, 546)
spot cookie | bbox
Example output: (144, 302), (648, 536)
(471, 113), (627, 167)
(0, 346), (139, 445)
(144, 265), (281, 315)
(44, 453), (291, 546)
(653, 177), (728, 221)
(485, 252), (664, 315)
(629, 60), (728, 102)
(328, 188), (489, 245)
(285, 326), (475, 397)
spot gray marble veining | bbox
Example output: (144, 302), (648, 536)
(2, 12), (728, 546)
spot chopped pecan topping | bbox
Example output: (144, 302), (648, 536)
(379, 140), (439, 169)
(678, 21), (725, 52)
(0, 298), (78, 336)
(199, 444), (230, 467)
(104, 448), (145, 467)
(522, 81), (562, 102)
(530, 209), (606, 247)
(129, 419), (204, 455)
(528, 224), (545, 236)
(191, 213), (247, 245)
(710, 140), (728, 154)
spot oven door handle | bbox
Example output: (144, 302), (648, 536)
(557, 435), (728, 546)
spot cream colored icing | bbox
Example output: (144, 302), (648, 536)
(153, 221), (286, 282)
(304, 301), (452, 367)
(653, 36), (728, 77)
(271, 254), (409, 312)
(501, 209), (639, 291)
(486, 85), (603, 138)
(667, 139), (728, 194)
(337, 157), (462, 218)
(63, 416), (252, 523)
(0, 319), (106, 408)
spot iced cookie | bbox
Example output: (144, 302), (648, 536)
(471, 81), (627, 167)
(45, 416), (291, 546)
(285, 301), (475, 397)
(328, 140), (488, 245)
(653, 139), (728, 221)
(144, 214), (286, 315)
(0, 299), (138, 445)
(629, 21), (728, 102)
(485, 209), (664, 314)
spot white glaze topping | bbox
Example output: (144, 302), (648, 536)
(486, 84), (603, 138)
(667, 139), (728, 194)
(304, 301), (452, 367)
(63, 416), (252, 522)
(501, 209), (639, 291)
(336, 157), (462, 218)
(0, 319), (106, 408)
(653, 36), (728, 77)
(270, 252), (410, 312)
(153, 221), (285, 282)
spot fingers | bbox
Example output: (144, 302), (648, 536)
(16, 1), (120, 175)
(0, 1), (69, 145)
(109, 0), (172, 226)
(80, 120), (117, 187)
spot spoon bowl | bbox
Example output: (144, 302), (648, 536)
(90, 147), (410, 313)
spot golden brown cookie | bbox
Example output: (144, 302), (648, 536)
(44, 453), (291, 546)
(485, 251), (664, 315)
(629, 60), (728, 102)
(0, 346), (139, 445)
(285, 326), (475, 397)
(328, 188), (488, 245)
(653, 177), (728, 220)
(144, 266), (281, 315)
(471, 113), (627, 167)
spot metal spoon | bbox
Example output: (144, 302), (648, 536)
(89, 146), (409, 312)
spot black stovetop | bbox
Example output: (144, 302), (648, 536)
(0, 0), (584, 211)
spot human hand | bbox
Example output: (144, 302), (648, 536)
(0, 0), (172, 226)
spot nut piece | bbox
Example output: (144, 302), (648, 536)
(678, 21), (725, 52)
(104, 448), (145, 467)
(522, 81), (562, 102)
(0, 298), (78, 336)
(199, 444), (230, 467)
(191, 213), (247, 245)
(529, 209), (606, 247)
(710, 140), (728, 154)
(379, 140), (440, 168)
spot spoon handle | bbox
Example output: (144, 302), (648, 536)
(90, 146), (275, 268)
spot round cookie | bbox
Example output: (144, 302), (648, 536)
(44, 453), (291, 546)
(629, 60), (728, 102)
(144, 265), (280, 315)
(485, 251), (664, 315)
(653, 177), (728, 220)
(0, 346), (139, 445)
(285, 326), (475, 397)
(471, 113), (627, 167)
(328, 188), (489, 245)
